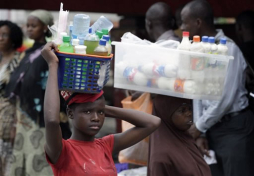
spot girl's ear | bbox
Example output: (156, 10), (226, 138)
(67, 107), (74, 119)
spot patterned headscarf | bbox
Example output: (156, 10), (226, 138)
(29, 9), (54, 26)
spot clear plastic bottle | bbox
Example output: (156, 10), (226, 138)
(90, 16), (113, 34)
(72, 14), (90, 43)
(217, 38), (228, 55)
(84, 28), (100, 55)
(102, 35), (112, 55)
(94, 39), (108, 56)
(59, 36), (74, 53)
(208, 37), (217, 54)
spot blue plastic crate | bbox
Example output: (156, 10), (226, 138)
(56, 52), (113, 93)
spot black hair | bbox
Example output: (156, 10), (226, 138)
(185, 0), (214, 28)
(67, 95), (105, 111)
(236, 10), (254, 33)
(45, 29), (52, 38)
(146, 2), (174, 29)
(0, 20), (23, 49)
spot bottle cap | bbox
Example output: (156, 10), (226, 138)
(63, 36), (70, 42)
(102, 29), (109, 35)
(96, 31), (103, 39)
(99, 39), (107, 46)
(220, 38), (227, 45)
(89, 27), (92, 34)
(72, 39), (80, 46)
(102, 35), (110, 41)
(193, 36), (200, 42)
(208, 37), (215, 43)
(202, 36), (208, 42)
(182, 31), (189, 37)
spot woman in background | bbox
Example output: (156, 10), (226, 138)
(5, 10), (70, 176)
(0, 20), (23, 176)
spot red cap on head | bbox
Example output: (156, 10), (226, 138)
(182, 31), (189, 37)
(61, 91), (104, 106)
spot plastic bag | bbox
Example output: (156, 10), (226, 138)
(119, 93), (152, 165)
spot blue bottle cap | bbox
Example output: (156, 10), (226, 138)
(202, 36), (208, 42)
(89, 27), (92, 34)
(99, 39), (107, 46)
(102, 35), (110, 41)
(208, 37), (215, 43)
(220, 38), (227, 45)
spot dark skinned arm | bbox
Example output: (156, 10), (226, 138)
(41, 42), (62, 164)
(105, 105), (161, 153)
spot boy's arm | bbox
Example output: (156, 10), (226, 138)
(105, 105), (160, 153)
(41, 42), (63, 164)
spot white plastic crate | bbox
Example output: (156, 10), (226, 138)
(112, 42), (234, 100)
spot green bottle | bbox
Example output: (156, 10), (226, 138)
(96, 31), (103, 39)
(59, 36), (74, 53)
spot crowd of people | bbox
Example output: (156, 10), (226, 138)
(0, 0), (254, 176)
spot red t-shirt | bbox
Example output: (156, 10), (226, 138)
(46, 135), (117, 176)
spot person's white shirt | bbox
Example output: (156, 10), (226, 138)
(194, 29), (248, 132)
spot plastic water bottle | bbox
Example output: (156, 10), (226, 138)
(201, 36), (210, 53)
(72, 14), (90, 44)
(91, 16), (113, 34)
(84, 28), (99, 55)
(102, 35), (112, 55)
(217, 38), (228, 55)
(208, 37), (217, 54)
(177, 31), (191, 80)
(59, 36), (74, 53)
(94, 39), (108, 56)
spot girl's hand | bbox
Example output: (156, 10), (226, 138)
(41, 42), (59, 66)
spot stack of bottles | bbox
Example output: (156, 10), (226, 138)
(116, 31), (229, 97)
(58, 14), (113, 57)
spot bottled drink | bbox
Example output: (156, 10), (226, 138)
(177, 31), (191, 80)
(102, 29), (109, 35)
(201, 36), (210, 53)
(96, 31), (103, 39)
(190, 36), (205, 82)
(217, 38), (228, 55)
(72, 39), (79, 53)
(84, 28), (100, 55)
(75, 45), (87, 54)
(208, 37), (217, 54)
(59, 36), (74, 53)
(139, 63), (177, 78)
(94, 39), (108, 56)
(72, 14), (90, 43)
(102, 35), (112, 55)
(91, 16), (113, 34)
(123, 67), (150, 86)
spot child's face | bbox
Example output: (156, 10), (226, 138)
(171, 104), (193, 131)
(69, 98), (106, 137)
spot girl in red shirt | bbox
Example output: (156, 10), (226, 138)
(41, 42), (161, 176)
